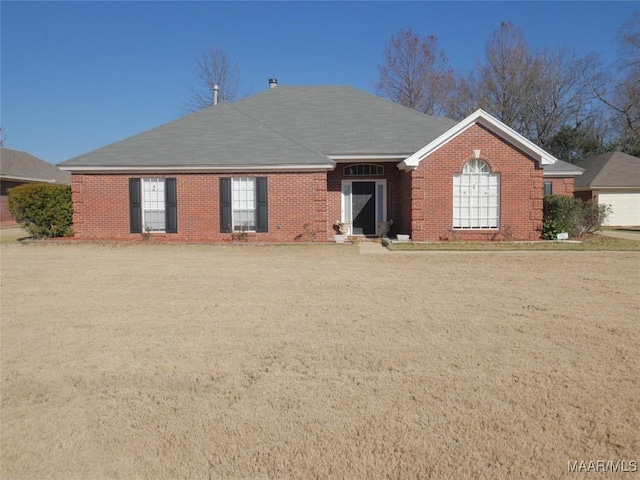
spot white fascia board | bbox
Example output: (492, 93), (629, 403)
(543, 170), (585, 177)
(0, 175), (58, 183)
(328, 154), (412, 162)
(61, 164), (336, 174)
(399, 109), (560, 171)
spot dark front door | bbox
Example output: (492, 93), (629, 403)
(352, 182), (376, 235)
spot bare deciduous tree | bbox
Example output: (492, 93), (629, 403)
(183, 47), (242, 112)
(459, 22), (603, 152)
(589, 12), (640, 154)
(478, 22), (532, 129)
(376, 29), (454, 116)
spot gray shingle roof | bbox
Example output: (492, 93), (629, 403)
(574, 152), (640, 188)
(59, 86), (457, 169)
(1, 147), (71, 184)
(542, 159), (584, 175)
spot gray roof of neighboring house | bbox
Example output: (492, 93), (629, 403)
(1, 147), (71, 184)
(59, 86), (458, 169)
(542, 159), (584, 176)
(574, 151), (640, 188)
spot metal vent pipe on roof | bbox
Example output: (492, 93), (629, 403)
(269, 78), (278, 88)
(213, 85), (219, 105)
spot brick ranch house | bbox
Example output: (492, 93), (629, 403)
(58, 84), (582, 242)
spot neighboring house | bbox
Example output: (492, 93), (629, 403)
(58, 84), (582, 242)
(574, 152), (640, 226)
(0, 147), (71, 226)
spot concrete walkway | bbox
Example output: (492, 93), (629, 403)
(596, 229), (640, 241)
(357, 241), (391, 254)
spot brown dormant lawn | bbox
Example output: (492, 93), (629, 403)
(1, 243), (638, 479)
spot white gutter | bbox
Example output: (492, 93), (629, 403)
(0, 175), (61, 183)
(543, 170), (584, 177)
(60, 164), (336, 174)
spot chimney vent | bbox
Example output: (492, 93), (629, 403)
(269, 78), (278, 88)
(213, 84), (219, 105)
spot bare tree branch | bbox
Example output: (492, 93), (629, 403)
(376, 29), (454, 116)
(587, 12), (640, 153)
(182, 47), (242, 113)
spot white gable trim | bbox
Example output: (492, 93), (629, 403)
(398, 109), (560, 171)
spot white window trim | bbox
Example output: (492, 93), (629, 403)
(231, 177), (257, 232)
(343, 164), (385, 176)
(142, 177), (166, 233)
(340, 179), (387, 236)
(453, 162), (500, 230)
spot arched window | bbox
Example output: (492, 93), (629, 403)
(453, 160), (500, 228)
(344, 164), (384, 176)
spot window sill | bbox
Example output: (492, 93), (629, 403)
(452, 228), (499, 230)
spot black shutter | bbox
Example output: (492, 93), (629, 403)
(220, 177), (232, 233)
(165, 178), (177, 233)
(256, 177), (268, 232)
(129, 178), (142, 234)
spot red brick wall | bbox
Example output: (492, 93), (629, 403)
(72, 172), (329, 242)
(410, 124), (544, 241)
(0, 195), (15, 225)
(1, 180), (25, 226)
(545, 177), (575, 196)
(398, 170), (413, 235)
(72, 127), (556, 243)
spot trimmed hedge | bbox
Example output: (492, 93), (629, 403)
(542, 194), (611, 239)
(7, 183), (73, 238)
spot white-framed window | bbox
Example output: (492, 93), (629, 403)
(453, 159), (500, 229)
(142, 178), (166, 231)
(344, 164), (384, 176)
(232, 177), (256, 231)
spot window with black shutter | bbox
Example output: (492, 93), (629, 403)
(220, 176), (268, 233)
(130, 177), (178, 233)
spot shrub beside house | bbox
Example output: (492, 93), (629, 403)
(1, 147), (71, 226)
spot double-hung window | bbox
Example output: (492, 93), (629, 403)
(220, 177), (268, 233)
(232, 177), (256, 231)
(129, 177), (178, 234)
(142, 178), (166, 231)
(453, 160), (500, 229)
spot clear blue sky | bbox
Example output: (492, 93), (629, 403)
(2, 1), (637, 164)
